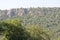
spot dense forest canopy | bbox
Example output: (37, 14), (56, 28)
(0, 7), (60, 40)
(0, 19), (51, 40)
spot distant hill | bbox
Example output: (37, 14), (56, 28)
(0, 7), (60, 19)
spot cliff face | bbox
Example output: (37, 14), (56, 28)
(0, 8), (26, 18)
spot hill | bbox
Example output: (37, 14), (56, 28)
(0, 7), (60, 40)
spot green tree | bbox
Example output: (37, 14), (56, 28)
(26, 25), (50, 40)
(0, 19), (28, 40)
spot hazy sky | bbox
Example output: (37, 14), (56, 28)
(0, 0), (60, 10)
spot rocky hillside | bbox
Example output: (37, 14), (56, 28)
(0, 8), (27, 19)
(0, 8), (58, 19)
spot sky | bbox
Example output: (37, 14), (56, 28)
(0, 0), (60, 10)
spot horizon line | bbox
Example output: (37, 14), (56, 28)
(1, 6), (60, 10)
